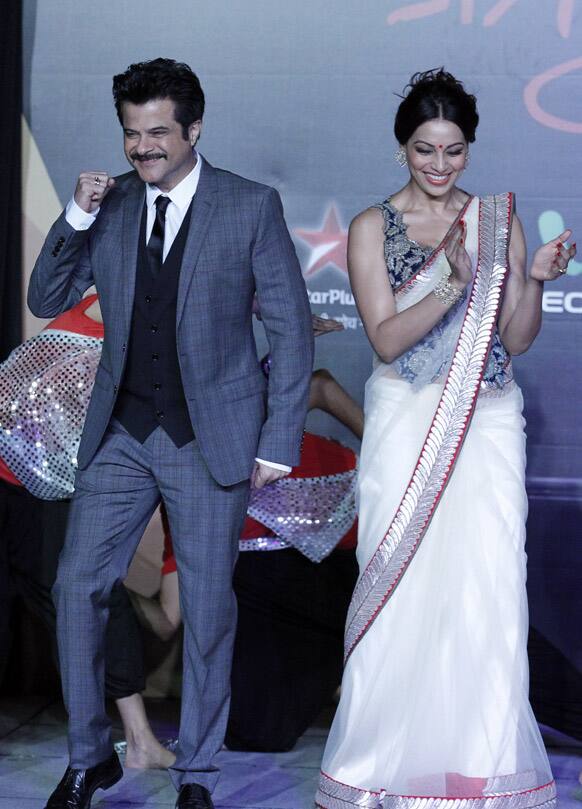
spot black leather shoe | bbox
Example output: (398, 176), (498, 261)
(176, 783), (214, 808)
(44, 751), (123, 808)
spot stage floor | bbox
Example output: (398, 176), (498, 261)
(1, 698), (581, 808)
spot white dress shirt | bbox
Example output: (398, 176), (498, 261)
(65, 154), (291, 474)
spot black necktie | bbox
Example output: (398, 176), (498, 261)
(147, 195), (171, 274)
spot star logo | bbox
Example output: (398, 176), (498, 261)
(294, 204), (348, 277)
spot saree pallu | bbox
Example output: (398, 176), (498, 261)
(316, 194), (555, 808)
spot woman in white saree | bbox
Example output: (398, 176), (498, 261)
(316, 69), (577, 809)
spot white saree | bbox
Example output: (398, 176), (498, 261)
(316, 195), (556, 809)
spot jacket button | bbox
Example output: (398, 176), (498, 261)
(152, 353), (159, 361)
(153, 382), (161, 391)
(145, 295), (152, 303)
(122, 344), (126, 352)
(113, 385), (118, 393)
(156, 410), (164, 419)
(151, 324), (158, 333)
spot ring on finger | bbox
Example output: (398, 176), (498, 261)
(94, 176), (101, 185)
(558, 266), (567, 275)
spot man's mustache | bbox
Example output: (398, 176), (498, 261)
(130, 152), (167, 162)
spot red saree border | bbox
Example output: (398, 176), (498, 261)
(344, 193), (513, 663)
(316, 772), (557, 809)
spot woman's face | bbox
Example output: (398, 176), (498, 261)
(404, 118), (468, 196)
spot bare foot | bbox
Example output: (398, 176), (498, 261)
(115, 692), (177, 770)
(125, 739), (176, 770)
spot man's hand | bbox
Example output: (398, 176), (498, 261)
(74, 171), (116, 214)
(251, 462), (289, 489)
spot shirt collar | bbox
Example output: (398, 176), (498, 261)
(146, 150), (203, 212)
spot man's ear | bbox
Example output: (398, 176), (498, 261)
(189, 120), (202, 147)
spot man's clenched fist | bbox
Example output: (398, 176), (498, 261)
(74, 171), (116, 214)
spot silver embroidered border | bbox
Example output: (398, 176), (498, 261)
(316, 772), (384, 808)
(344, 194), (512, 662)
(315, 773), (556, 809)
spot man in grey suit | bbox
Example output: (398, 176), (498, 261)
(29, 58), (313, 809)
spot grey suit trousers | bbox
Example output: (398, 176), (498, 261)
(53, 419), (249, 790)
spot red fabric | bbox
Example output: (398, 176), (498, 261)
(161, 504), (178, 575)
(287, 431), (356, 480)
(0, 457), (21, 486)
(161, 432), (358, 574)
(240, 515), (276, 540)
(0, 294), (103, 487)
(47, 293), (103, 339)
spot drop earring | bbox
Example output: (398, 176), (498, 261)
(394, 145), (408, 168)
(464, 151), (471, 167)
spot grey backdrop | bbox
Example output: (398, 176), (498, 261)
(23, 1), (582, 672)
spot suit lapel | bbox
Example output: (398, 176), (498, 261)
(176, 158), (218, 327)
(120, 176), (146, 336)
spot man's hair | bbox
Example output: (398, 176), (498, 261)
(112, 58), (205, 139)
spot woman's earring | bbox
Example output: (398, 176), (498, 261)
(394, 146), (408, 168)
(464, 151), (471, 167)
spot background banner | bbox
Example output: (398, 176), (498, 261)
(22, 0), (582, 729)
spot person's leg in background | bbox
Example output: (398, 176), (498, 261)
(127, 504), (181, 643)
(116, 692), (175, 769)
(106, 583), (175, 769)
(128, 571), (181, 642)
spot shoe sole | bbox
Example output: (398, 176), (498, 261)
(98, 767), (123, 791)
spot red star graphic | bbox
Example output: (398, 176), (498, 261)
(294, 204), (348, 277)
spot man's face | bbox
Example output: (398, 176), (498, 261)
(121, 97), (201, 192)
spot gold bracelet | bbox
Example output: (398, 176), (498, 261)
(433, 275), (464, 306)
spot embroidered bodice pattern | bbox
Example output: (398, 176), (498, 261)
(373, 199), (513, 389)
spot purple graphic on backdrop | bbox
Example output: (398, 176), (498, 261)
(387, 0), (574, 35)
(388, 1), (582, 134)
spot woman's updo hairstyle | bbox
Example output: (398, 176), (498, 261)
(394, 68), (479, 145)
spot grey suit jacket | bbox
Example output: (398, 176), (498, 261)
(28, 159), (314, 486)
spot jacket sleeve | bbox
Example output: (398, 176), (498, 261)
(27, 210), (95, 318)
(251, 187), (314, 468)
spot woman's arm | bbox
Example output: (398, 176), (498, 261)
(348, 209), (470, 364)
(498, 214), (576, 355)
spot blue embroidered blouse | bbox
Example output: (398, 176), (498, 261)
(374, 199), (513, 390)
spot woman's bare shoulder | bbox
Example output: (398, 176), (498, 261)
(350, 206), (384, 236)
